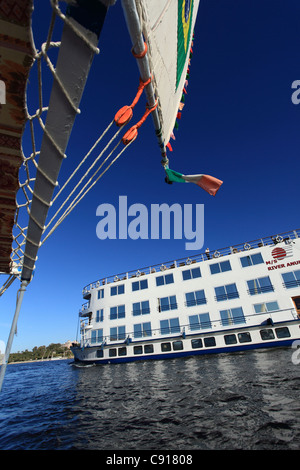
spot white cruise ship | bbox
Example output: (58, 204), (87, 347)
(71, 229), (300, 364)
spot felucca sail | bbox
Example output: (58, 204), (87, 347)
(136, 0), (200, 147)
(121, 0), (222, 194)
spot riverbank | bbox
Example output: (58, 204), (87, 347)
(1, 342), (75, 364)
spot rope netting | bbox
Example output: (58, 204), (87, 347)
(0, 0), (145, 295)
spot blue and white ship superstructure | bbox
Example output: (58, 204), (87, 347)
(71, 229), (300, 364)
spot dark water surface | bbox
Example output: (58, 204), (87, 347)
(0, 348), (300, 450)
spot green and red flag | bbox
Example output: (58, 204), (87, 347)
(165, 168), (223, 196)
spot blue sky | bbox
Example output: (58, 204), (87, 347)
(1, 0), (300, 353)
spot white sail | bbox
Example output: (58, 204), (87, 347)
(137, 0), (200, 145)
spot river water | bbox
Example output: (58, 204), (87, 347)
(0, 347), (300, 451)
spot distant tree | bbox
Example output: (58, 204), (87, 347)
(8, 343), (73, 363)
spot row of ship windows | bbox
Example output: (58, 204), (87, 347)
(97, 268), (300, 299)
(94, 326), (291, 358)
(92, 301), (280, 342)
(96, 296), (280, 322)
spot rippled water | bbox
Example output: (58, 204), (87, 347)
(1, 347), (300, 450)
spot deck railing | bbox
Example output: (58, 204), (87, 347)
(82, 229), (300, 296)
(282, 280), (300, 289)
(79, 307), (298, 348)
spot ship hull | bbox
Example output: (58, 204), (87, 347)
(71, 318), (300, 365)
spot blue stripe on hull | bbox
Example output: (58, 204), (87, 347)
(72, 338), (295, 365)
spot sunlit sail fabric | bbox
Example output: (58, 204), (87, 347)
(137, 0), (200, 146)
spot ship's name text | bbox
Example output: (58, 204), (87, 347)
(266, 260), (300, 270)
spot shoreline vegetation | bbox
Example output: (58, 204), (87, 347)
(0, 343), (74, 364)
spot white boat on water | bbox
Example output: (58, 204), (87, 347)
(71, 229), (300, 364)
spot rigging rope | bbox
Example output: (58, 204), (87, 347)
(1, 0), (156, 290)
(42, 120), (121, 238)
(40, 74), (156, 241)
(0, 1), (114, 282)
(51, 119), (114, 205)
(41, 137), (134, 245)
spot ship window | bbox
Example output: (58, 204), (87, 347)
(110, 326), (126, 341)
(282, 270), (300, 289)
(238, 332), (252, 343)
(134, 346), (143, 355)
(220, 307), (245, 326)
(132, 279), (148, 291)
(215, 283), (239, 302)
(204, 337), (216, 347)
(158, 295), (177, 312)
(254, 301), (279, 313)
(172, 340), (183, 351)
(109, 348), (117, 357)
(132, 300), (150, 316)
(224, 334), (237, 345)
(275, 327), (291, 338)
(191, 338), (203, 349)
(156, 273), (174, 286)
(118, 347), (127, 356)
(111, 284), (125, 296)
(189, 313), (211, 331)
(96, 309), (104, 322)
(260, 329), (275, 340)
(160, 318), (180, 335)
(182, 267), (201, 281)
(247, 276), (274, 295)
(133, 322), (152, 338)
(91, 329), (103, 344)
(209, 260), (231, 275)
(110, 305), (125, 320)
(185, 290), (206, 307)
(97, 288), (104, 299)
(240, 253), (264, 267)
(161, 342), (171, 352)
(91, 330), (96, 344)
(144, 344), (154, 354)
(96, 349), (104, 358)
